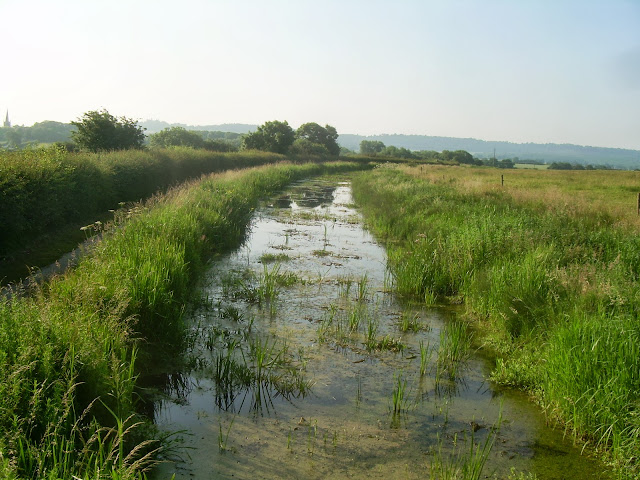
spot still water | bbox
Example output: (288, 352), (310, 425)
(151, 177), (609, 479)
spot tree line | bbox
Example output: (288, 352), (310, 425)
(1, 109), (342, 157)
(359, 139), (482, 165)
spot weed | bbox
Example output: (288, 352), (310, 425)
(218, 416), (236, 453)
(259, 252), (291, 263)
(391, 372), (410, 414)
(420, 340), (433, 377)
(398, 311), (424, 333)
(436, 322), (473, 381)
(357, 274), (369, 301)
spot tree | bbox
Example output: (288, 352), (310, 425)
(242, 120), (295, 154)
(149, 126), (204, 148)
(440, 150), (474, 164)
(295, 123), (340, 156)
(289, 138), (330, 156)
(5, 127), (24, 149)
(360, 140), (385, 155)
(71, 109), (145, 152)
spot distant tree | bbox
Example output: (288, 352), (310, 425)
(360, 140), (385, 155)
(149, 126), (204, 148)
(295, 123), (340, 156)
(28, 121), (75, 143)
(440, 150), (474, 164)
(548, 162), (574, 170)
(5, 127), (24, 149)
(380, 145), (415, 159)
(71, 109), (145, 152)
(242, 120), (295, 154)
(203, 139), (238, 152)
(290, 138), (331, 156)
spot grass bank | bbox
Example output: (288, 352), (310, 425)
(351, 164), (640, 477)
(0, 161), (368, 479)
(0, 146), (287, 262)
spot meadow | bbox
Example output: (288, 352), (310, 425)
(0, 160), (367, 479)
(351, 164), (640, 478)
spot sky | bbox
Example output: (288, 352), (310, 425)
(1, 0), (639, 149)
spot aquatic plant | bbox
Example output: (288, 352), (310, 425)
(436, 322), (473, 382)
(420, 340), (433, 377)
(391, 372), (410, 415)
(356, 273), (369, 302)
(429, 412), (502, 480)
(398, 311), (425, 333)
(0, 161), (364, 478)
(218, 416), (236, 453)
(259, 252), (292, 263)
(352, 165), (640, 476)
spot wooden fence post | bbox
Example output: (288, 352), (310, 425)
(637, 192), (640, 215)
(501, 175), (504, 186)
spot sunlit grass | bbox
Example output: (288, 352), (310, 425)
(0, 160), (366, 479)
(352, 164), (640, 478)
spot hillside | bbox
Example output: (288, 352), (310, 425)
(338, 134), (640, 169)
(3, 120), (639, 169)
(140, 120), (256, 135)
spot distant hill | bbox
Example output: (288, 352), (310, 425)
(141, 120), (256, 135)
(338, 134), (640, 170)
(4, 119), (638, 169)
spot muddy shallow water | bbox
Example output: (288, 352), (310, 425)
(150, 177), (610, 479)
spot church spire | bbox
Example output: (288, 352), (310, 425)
(3, 110), (10, 128)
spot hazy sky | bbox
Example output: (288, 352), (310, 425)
(2, 0), (639, 149)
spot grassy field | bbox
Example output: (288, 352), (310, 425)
(0, 161), (368, 480)
(352, 164), (640, 478)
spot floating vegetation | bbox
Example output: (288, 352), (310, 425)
(259, 252), (292, 263)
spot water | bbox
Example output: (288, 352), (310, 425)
(150, 177), (610, 479)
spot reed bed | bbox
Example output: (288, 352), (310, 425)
(0, 160), (366, 479)
(352, 164), (640, 477)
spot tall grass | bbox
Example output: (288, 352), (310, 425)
(0, 160), (367, 479)
(0, 146), (286, 260)
(352, 165), (640, 477)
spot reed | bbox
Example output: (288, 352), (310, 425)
(352, 165), (640, 476)
(0, 161), (363, 479)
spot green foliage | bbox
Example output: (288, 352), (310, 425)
(242, 120), (295, 154)
(360, 140), (385, 155)
(290, 138), (330, 156)
(352, 166), (640, 476)
(0, 147), (285, 259)
(148, 126), (204, 148)
(0, 121), (74, 149)
(71, 109), (146, 152)
(439, 149), (474, 164)
(295, 122), (340, 156)
(0, 161), (365, 479)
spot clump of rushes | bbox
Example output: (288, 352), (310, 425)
(436, 322), (473, 382)
(0, 161), (366, 479)
(259, 252), (291, 263)
(352, 165), (640, 477)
